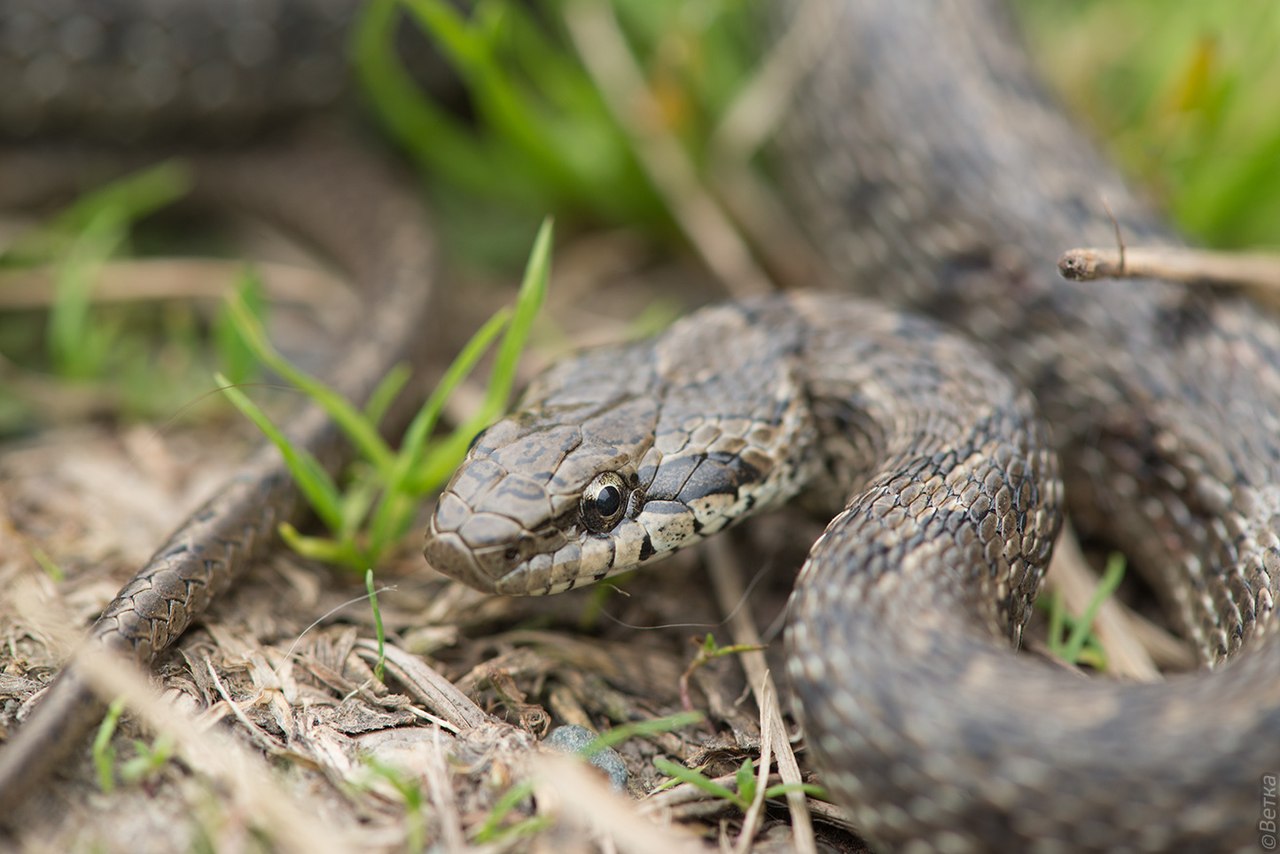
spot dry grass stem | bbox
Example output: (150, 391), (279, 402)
(423, 727), (467, 854)
(709, 2), (837, 163)
(0, 258), (352, 312)
(353, 639), (488, 731)
(733, 681), (774, 854)
(565, 1), (773, 299)
(704, 538), (817, 854)
(1059, 245), (1280, 293)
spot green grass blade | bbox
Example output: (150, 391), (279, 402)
(352, 0), (517, 194)
(652, 756), (745, 810)
(363, 363), (412, 428)
(53, 161), (192, 236)
(487, 216), (553, 410)
(337, 466), (383, 541)
(49, 209), (125, 379)
(214, 372), (344, 532)
(1060, 553), (1126, 665)
(92, 697), (127, 794)
(213, 268), (269, 385)
(735, 758), (757, 804)
(366, 306), (510, 549)
(398, 0), (555, 178)
(365, 569), (387, 682)
(473, 780), (537, 844)
(410, 217), (552, 492)
(1046, 589), (1067, 659)
(582, 710), (704, 756)
(223, 292), (396, 474)
(278, 524), (362, 566)
(762, 782), (828, 801)
(393, 306), (510, 478)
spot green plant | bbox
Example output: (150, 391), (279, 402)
(366, 569), (388, 682)
(91, 696), (175, 793)
(652, 755), (825, 812)
(0, 161), (275, 429)
(1042, 553), (1127, 669)
(580, 709), (704, 757)
(218, 218), (552, 569)
(472, 780), (549, 845)
(352, 0), (757, 264)
(360, 758), (427, 853)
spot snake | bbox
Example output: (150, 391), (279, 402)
(423, 1), (1280, 852)
(3, 0), (1280, 851)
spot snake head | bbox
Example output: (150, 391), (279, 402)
(425, 302), (818, 595)
(424, 392), (663, 595)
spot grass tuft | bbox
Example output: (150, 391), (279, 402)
(359, 758), (427, 852)
(351, 0), (757, 264)
(91, 696), (174, 794)
(218, 218), (552, 570)
(0, 160), (275, 430)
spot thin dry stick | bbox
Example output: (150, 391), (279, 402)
(704, 538), (817, 854)
(565, 1), (774, 299)
(354, 639), (487, 732)
(1059, 245), (1280, 291)
(733, 680), (775, 854)
(0, 258), (351, 310)
(205, 658), (287, 756)
(1045, 526), (1159, 681)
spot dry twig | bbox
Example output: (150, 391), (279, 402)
(1059, 245), (1280, 293)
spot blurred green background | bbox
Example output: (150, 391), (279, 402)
(1016, 0), (1280, 249)
(363, 0), (1280, 261)
(3, 0), (1279, 436)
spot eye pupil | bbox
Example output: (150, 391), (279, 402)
(581, 472), (632, 533)
(594, 484), (622, 517)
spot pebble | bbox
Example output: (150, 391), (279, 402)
(545, 724), (628, 792)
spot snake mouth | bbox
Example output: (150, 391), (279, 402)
(424, 506), (580, 595)
(422, 527), (501, 593)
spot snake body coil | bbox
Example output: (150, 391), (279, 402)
(426, 1), (1280, 851)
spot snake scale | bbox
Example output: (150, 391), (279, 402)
(3, 0), (1279, 851)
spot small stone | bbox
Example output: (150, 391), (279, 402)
(545, 724), (628, 792)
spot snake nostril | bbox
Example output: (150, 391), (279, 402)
(504, 546), (520, 562)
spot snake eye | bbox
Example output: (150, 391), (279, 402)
(581, 472), (629, 533)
